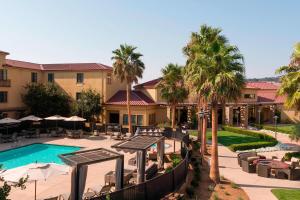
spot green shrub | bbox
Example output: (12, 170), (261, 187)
(208, 184), (215, 191)
(165, 166), (173, 173)
(213, 193), (219, 200)
(194, 172), (201, 181)
(262, 125), (294, 134)
(230, 182), (239, 189)
(186, 186), (195, 198)
(223, 126), (276, 141)
(229, 141), (278, 151)
(283, 152), (300, 161)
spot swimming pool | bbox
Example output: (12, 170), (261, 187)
(0, 143), (81, 169)
(151, 143), (171, 149)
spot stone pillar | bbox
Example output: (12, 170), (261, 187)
(240, 105), (248, 128)
(187, 106), (192, 126)
(225, 106), (233, 126)
(115, 156), (124, 190)
(270, 105), (276, 123)
(137, 150), (146, 184)
(157, 139), (165, 169)
(167, 106), (171, 122)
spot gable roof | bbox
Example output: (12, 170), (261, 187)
(106, 90), (156, 106)
(134, 78), (162, 89)
(4, 59), (112, 71)
(246, 82), (279, 90)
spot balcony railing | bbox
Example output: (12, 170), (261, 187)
(0, 79), (11, 87)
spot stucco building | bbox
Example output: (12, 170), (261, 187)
(0, 50), (298, 129)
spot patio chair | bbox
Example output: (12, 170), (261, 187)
(237, 152), (257, 166)
(257, 163), (270, 178)
(241, 160), (256, 173)
(275, 167), (300, 180)
(132, 163), (158, 182)
(57, 128), (65, 137)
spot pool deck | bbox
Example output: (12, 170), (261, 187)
(1, 134), (180, 200)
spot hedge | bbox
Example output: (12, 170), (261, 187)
(262, 125), (294, 134)
(283, 152), (300, 161)
(222, 126), (278, 151)
(222, 126), (277, 142)
(229, 141), (278, 151)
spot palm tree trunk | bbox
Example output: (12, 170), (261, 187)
(210, 103), (220, 183)
(171, 105), (176, 131)
(202, 115), (207, 154)
(197, 115), (203, 142)
(126, 83), (132, 134)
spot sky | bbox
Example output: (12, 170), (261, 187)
(1, 1), (299, 82)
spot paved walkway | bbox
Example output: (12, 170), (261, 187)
(217, 129), (300, 200)
(218, 144), (300, 200)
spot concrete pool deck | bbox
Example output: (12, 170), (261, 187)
(0, 134), (180, 200)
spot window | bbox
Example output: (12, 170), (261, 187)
(0, 69), (8, 80)
(244, 94), (256, 99)
(77, 73), (84, 83)
(137, 115), (143, 126)
(123, 114), (143, 125)
(107, 73), (112, 84)
(48, 73), (54, 83)
(31, 72), (38, 83)
(76, 92), (82, 101)
(123, 114), (128, 125)
(149, 113), (156, 125)
(0, 92), (7, 103)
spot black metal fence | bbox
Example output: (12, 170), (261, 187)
(92, 131), (190, 200)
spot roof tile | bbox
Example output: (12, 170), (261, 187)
(106, 90), (156, 106)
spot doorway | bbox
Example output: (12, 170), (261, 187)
(109, 112), (120, 124)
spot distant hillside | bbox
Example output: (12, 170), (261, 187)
(247, 76), (280, 82)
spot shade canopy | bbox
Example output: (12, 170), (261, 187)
(1, 163), (69, 183)
(44, 115), (66, 121)
(19, 115), (43, 122)
(64, 116), (86, 122)
(0, 118), (21, 124)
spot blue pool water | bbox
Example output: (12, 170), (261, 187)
(0, 143), (81, 169)
(151, 143), (171, 149)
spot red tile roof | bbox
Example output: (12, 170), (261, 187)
(4, 59), (112, 71)
(257, 90), (285, 104)
(246, 82), (279, 90)
(134, 78), (162, 89)
(5, 59), (42, 70)
(106, 90), (156, 106)
(42, 63), (112, 71)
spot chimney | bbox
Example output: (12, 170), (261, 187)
(0, 50), (9, 68)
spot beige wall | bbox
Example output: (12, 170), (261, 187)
(281, 108), (300, 123)
(0, 66), (42, 113)
(105, 105), (162, 127)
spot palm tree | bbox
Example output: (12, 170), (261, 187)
(184, 25), (245, 183)
(158, 63), (188, 130)
(112, 44), (145, 134)
(276, 42), (300, 111)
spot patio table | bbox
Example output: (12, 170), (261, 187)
(268, 160), (289, 169)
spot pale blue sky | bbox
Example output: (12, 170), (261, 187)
(1, 1), (299, 82)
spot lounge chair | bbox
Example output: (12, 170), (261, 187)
(83, 185), (112, 199)
(275, 167), (300, 180)
(257, 163), (270, 178)
(241, 159), (256, 173)
(237, 152), (257, 166)
(132, 163), (158, 182)
(1, 132), (18, 143)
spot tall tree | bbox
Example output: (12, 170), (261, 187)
(158, 63), (188, 130)
(112, 44), (145, 133)
(276, 42), (300, 111)
(22, 83), (71, 117)
(184, 25), (245, 183)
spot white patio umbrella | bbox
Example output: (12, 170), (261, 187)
(44, 115), (66, 129)
(0, 163), (70, 200)
(64, 116), (86, 130)
(19, 115), (43, 122)
(0, 118), (21, 134)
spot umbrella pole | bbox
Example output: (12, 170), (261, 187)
(35, 180), (37, 200)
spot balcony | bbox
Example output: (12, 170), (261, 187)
(0, 79), (11, 87)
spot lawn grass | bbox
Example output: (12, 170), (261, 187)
(263, 124), (299, 134)
(190, 130), (265, 147)
(271, 189), (300, 200)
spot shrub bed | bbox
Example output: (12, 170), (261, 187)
(262, 125), (295, 134)
(283, 152), (300, 161)
(222, 126), (278, 151)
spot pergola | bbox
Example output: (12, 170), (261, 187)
(60, 148), (124, 200)
(111, 134), (165, 184)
